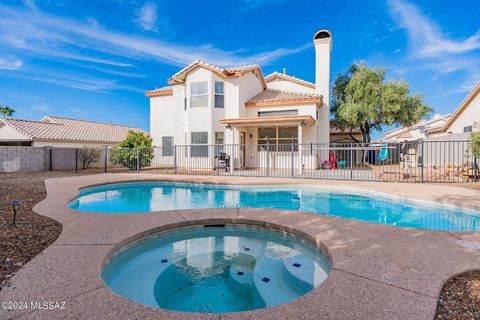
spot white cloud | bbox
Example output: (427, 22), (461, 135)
(0, 56), (23, 70)
(136, 2), (158, 32)
(0, 4), (307, 68)
(388, 0), (480, 58)
(23, 0), (37, 10)
(31, 103), (51, 111)
(387, 0), (480, 95)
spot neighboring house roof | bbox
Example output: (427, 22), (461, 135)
(265, 72), (316, 89)
(429, 81), (480, 134)
(245, 89), (322, 107)
(0, 116), (142, 144)
(145, 86), (173, 97)
(166, 60), (267, 89)
(380, 114), (451, 141)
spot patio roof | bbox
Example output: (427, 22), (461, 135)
(220, 115), (316, 127)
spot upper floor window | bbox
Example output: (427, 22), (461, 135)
(190, 81), (208, 108)
(215, 81), (224, 108)
(464, 125), (473, 133)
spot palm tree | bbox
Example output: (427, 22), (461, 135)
(0, 106), (15, 118)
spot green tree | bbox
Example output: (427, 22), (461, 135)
(110, 131), (154, 170)
(331, 62), (433, 143)
(0, 106), (15, 118)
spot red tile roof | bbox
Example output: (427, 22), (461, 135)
(0, 116), (142, 144)
(145, 86), (173, 97)
(245, 89), (322, 107)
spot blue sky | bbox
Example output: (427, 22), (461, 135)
(0, 0), (479, 138)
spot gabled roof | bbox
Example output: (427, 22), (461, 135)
(166, 60), (267, 89)
(245, 89), (322, 107)
(383, 114), (451, 138)
(429, 81), (480, 133)
(265, 72), (316, 89)
(0, 116), (142, 144)
(145, 86), (173, 97)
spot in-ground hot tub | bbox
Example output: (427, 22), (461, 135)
(102, 224), (331, 313)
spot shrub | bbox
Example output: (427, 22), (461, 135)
(469, 132), (480, 159)
(110, 131), (154, 170)
(78, 149), (101, 169)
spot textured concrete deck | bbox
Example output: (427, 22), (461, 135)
(1, 174), (480, 320)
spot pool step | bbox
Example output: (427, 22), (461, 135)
(283, 254), (328, 293)
(252, 257), (304, 307)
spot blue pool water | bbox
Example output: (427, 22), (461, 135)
(69, 182), (480, 231)
(102, 224), (331, 313)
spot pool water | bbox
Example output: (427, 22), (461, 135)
(102, 224), (330, 313)
(69, 182), (480, 231)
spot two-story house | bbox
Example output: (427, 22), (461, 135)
(146, 30), (334, 170)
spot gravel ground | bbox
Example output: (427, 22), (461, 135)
(0, 171), (92, 291)
(435, 271), (480, 320)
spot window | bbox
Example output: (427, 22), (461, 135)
(214, 81), (224, 108)
(257, 127), (298, 151)
(464, 125), (473, 133)
(184, 97), (187, 111)
(190, 132), (208, 157)
(161, 136), (174, 156)
(215, 131), (224, 153)
(258, 110), (298, 117)
(190, 81), (208, 108)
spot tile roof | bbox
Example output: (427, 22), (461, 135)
(0, 116), (143, 144)
(265, 72), (316, 89)
(245, 89), (322, 106)
(166, 60), (267, 89)
(145, 86), (173, 97)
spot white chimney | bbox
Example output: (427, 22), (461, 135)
(313, 29), (332, 145)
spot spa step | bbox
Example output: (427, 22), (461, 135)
(252, 257), (302, 307)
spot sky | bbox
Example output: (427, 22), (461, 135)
(0, 0), (479, 138)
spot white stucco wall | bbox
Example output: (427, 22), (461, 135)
(266, 79), (316, 93)
(150, 94), (175, 147)
(447, 92), (480, 134)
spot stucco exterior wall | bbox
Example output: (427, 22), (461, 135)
(447, 92), (480, 134)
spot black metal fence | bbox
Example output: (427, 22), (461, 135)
(2, 141), (478, 183)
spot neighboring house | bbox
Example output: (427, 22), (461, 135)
(378, 114), (451, 143)
(427, 82), (480, 140)
(0, 116), (142, 147)
(147, 30), (339, 168)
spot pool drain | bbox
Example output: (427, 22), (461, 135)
(195, 304), (214, 313)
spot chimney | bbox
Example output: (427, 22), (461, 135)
(313, 29), (332, 145)
(313, 30), (332, 101)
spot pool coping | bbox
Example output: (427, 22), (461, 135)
(1, 173), (480, 320)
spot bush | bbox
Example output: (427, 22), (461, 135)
(110, 131), (154, 170)
(469, 132), (480, 159)
(78, 149), (101, 169)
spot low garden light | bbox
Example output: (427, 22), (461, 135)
(10, 200), (22, 226)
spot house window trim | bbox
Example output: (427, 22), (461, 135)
(190, 131), (209, 157)
(161, 136), (174, 157)
(214, 81), (224, 108)
(190, 81), (209, 108)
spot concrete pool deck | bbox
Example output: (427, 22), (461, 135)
(1, 173), (480, 320)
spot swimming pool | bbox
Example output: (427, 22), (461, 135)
(69, 181), (480, 231)
(102, 224), (330, 313)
